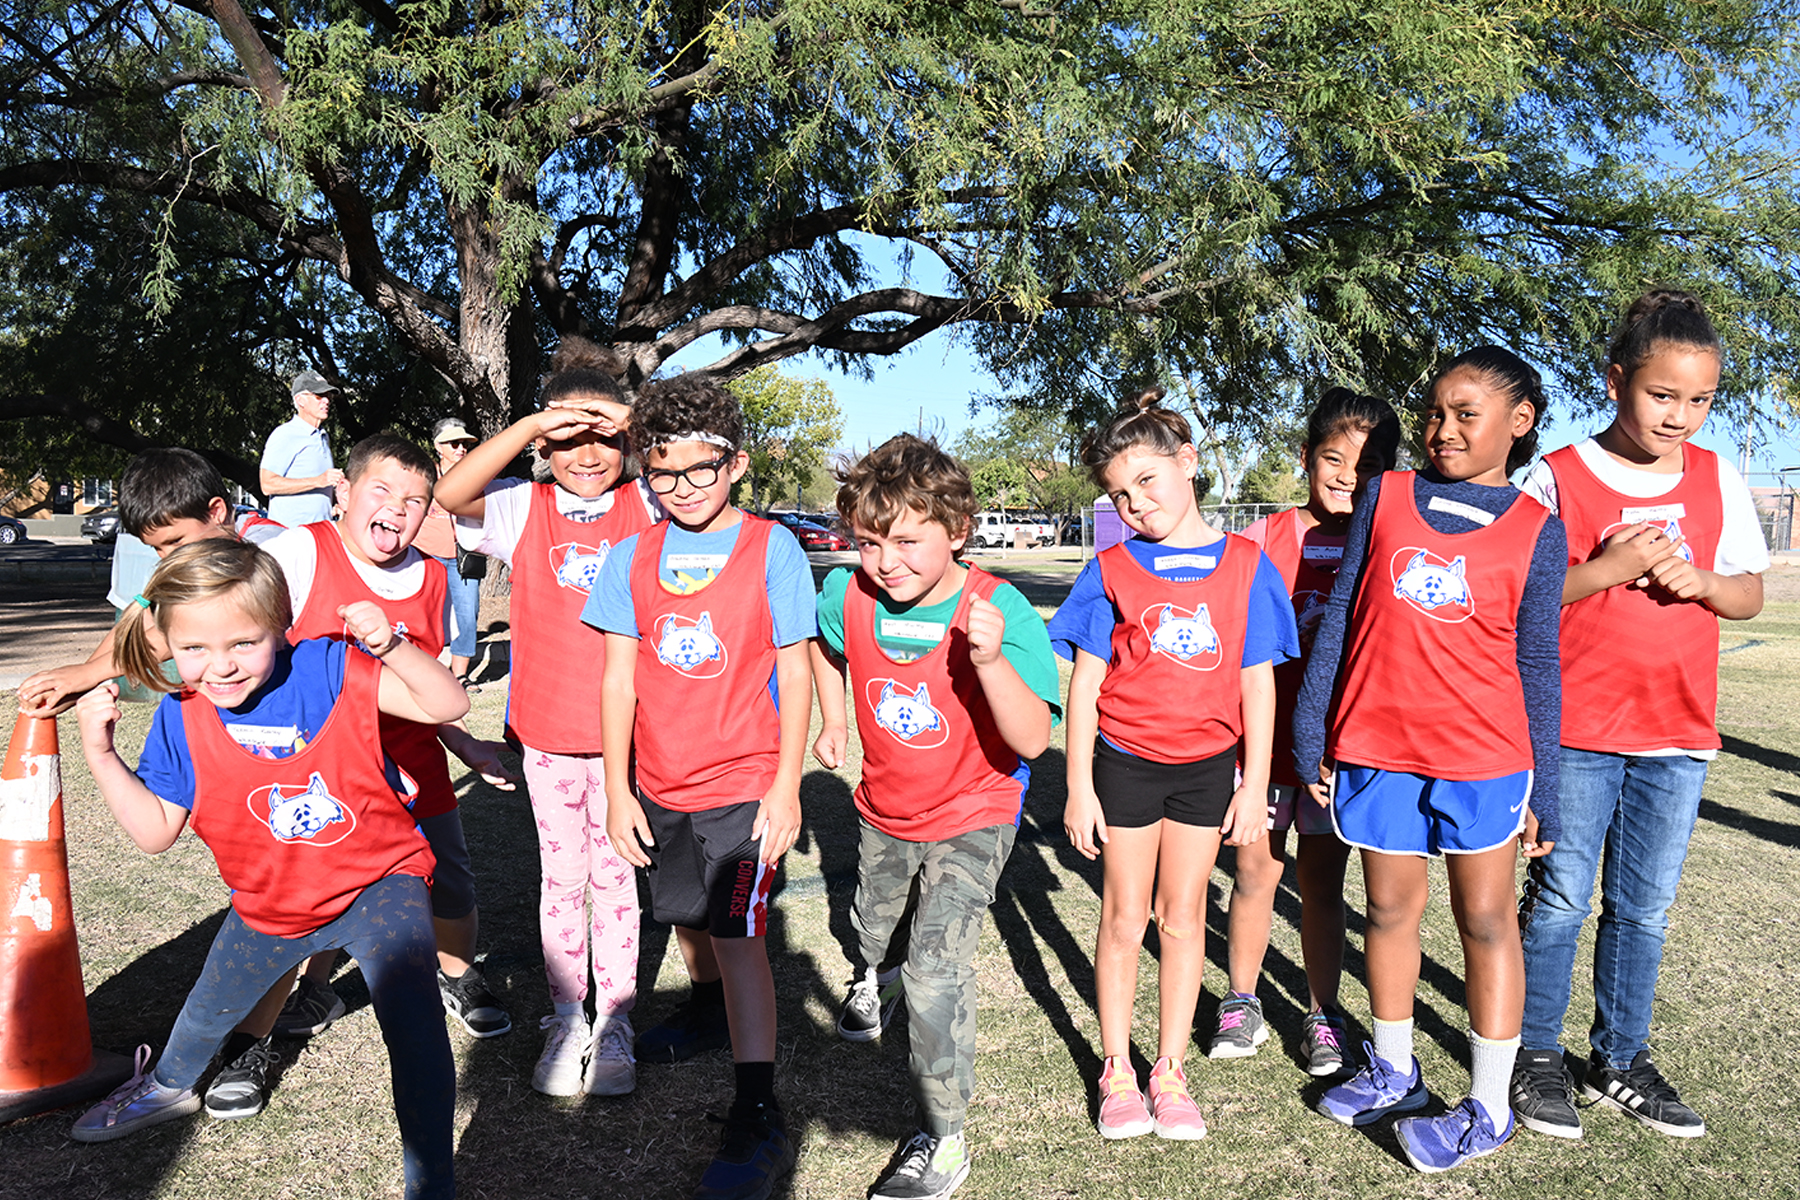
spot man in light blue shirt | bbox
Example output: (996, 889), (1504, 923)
(260, 368), (343, 527)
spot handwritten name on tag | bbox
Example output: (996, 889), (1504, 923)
(1154, 553), (1216, 571)
(880, 619), (947, 643)
(665, 553), (728, 572)
(1427, 496), (1495, 526)
(1621, 503), (1686, 524)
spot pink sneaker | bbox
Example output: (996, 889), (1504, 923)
(1096, 1057), (1153, 1139)
(1148, 1057), (1208, 1140)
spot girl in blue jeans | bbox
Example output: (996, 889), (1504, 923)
(70, 539), (469, 1199)
(1513, 290), (1767, 1140)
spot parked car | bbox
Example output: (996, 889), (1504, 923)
(789, 519), (852, 552)
(968, 511), (1055, 549)
(80, 505), (120, 544)
(0, 513), (27, 545)
(766, 510), (853, 551)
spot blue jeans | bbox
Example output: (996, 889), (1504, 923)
(153, 875), (454, 1199)
(1520, 748), (1708, 1067)
(437, 555), (481, 658)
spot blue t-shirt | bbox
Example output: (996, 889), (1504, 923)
(260, 416), (335, 527)
(581, 516), (818, 647)
(136, 639), (349, 810)
(1047, 535), (1300, 670)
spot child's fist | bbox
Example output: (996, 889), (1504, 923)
(813, 726), (847, 770)
(76, 683), (122, 757)
(338, 602), (397, 656)
(966, 596), (1005, 666)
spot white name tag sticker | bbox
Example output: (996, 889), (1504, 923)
(1302, 543), (1344, 562)
(1426, 496), (1495, 526)
(1154, 553), (1216, 571)
(881, 619), (946, 643)
(1621, 502), (1686, 523)
(665, 553), (728, 572)
(226, 724), (299, 750)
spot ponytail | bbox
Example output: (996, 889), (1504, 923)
(1608, 289), (1722, 379)
(1080, 385), (1196, 486)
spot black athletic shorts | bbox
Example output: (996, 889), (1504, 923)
(638, 789), (775, 938)
(1091, 737), (1237, 829)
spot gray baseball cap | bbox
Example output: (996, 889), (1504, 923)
(291, 368), (340, 397)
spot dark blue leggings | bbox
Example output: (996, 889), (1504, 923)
(153, 874), (454, 1200)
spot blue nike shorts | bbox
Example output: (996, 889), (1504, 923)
(1330, 763), (1532, 857)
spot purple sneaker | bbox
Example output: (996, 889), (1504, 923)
(1396, 1097), (1513, 1173)
(1316, 1043), (1428, 1126)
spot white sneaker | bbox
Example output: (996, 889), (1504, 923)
(532, 1013), (590, 1097)
(583, 1015), (637, 1096)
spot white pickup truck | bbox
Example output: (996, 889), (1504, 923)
(969, 511), (1056, 549)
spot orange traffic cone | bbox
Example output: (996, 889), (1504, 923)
(0, 711), (131, 1122)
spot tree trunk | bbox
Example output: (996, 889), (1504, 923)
(448, 196), (520, 439)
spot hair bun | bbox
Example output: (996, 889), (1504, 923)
(548, 335), (626, 379)
(1131, 385), (1166, 412)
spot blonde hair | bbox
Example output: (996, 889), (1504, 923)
(115, 540), (293, 693)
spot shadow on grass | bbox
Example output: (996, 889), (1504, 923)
(1699, 797), (1800, 850)
(1721, 732), (1800, 777)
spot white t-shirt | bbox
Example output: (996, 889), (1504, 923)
(1520, 438), (1770, 576)
(262, 526), (452, 641)
(1520, 437), (1768, 759)
(456, 477), (662, 564)
(106, 520), (284, 610)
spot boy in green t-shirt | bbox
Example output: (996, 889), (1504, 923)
(811, 434), (1060, 1200)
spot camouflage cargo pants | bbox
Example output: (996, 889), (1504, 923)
(851, 817), (1018, 1137)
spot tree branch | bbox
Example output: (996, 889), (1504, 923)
(0, 391), (263, 496)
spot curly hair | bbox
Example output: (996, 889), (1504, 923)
(539, 335), (629, 408)
(1079, 385), (1195, 486)
(835, 434), (979, 542)
(631, 373), (744, 454)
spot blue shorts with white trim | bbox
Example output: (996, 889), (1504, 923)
(1331, 763), (1531, 857)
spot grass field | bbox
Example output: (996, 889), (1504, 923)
(4, 559), (1798, 1200)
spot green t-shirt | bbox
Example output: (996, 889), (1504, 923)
(816, 566), (1063, 722)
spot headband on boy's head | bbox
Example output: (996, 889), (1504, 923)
(642, 431), (737, 453)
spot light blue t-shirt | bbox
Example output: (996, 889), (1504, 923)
(581, 516), (818, 647)
(260, 415), (335, 527)
(1047, 535), (1300, 669)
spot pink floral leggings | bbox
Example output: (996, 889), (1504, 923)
(521, 747), (639, 1014)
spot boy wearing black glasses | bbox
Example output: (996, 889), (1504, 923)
(583, 374), (816, 1200)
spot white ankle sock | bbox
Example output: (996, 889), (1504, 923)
(1371, 1016), (1415, 1073)
(1468, 1030), (1520, 1130)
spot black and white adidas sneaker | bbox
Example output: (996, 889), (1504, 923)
(1582, 1050), (1705, 1137)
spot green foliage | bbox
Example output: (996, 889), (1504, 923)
(953, 406), (1097, 514)
(4, 0), (1800, 470)
(726, 366), (844, 511)
(1235, 449), (1306, 507)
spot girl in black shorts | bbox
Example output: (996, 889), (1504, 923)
(1048, 389), (1298, 1142)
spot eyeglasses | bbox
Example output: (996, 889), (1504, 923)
(643, 454), (731, 495)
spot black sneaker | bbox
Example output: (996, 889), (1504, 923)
(1582, 1050), (1705, 1137)
(837, 967), (904, 1042)
(870, 1130), (970, 1200)
(204, 1037), (276, 1120)
(439, 966), (512, 1038)
(692, 1100), (795, 1200)
(1510, 1048), (1581, 1139)
(635, 996), (731, 1063)
(271, 977), (346, 1038)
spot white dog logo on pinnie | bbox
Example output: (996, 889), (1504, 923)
(653, 611), (728, 678)
(253, 772), (356, 845)
(1391, 548), (1474, 622)
(1140, 602), (1223, 671)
